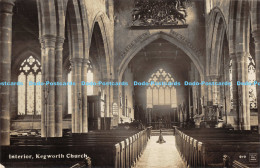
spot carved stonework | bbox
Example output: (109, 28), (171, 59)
(170, 30), (203, 58)
(132, 0), (192, 27)
(120, 32), (150, 59)
(119, 31), (203, 64)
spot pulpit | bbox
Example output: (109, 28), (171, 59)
(202, 101), (224, 128)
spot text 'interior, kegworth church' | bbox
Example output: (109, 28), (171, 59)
(0, 0), (260, 167)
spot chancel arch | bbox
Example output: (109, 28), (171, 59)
(118, 32), (205, 83)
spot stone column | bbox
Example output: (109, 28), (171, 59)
(81, 59), (88, 133)
(206, 75), (212, 104)
(40, 39), (47, 137)
(224, 62), (231, 122)
(71, 58), (83, 133)
(200, 75), (205, 116)
(70, 59), (75, 133)
(236, 52), (250, 130)
(188, 70), (193, 118)
(252, 31), (260, 133)
(0, 0), (15, 146)
(110, 83), (114, 117)
(113, 81), (119, 126)
(210, 75), (219, 105)
(192, 66), (197, 115)
(230, 54), (239, 129)
(40, 35), (56, 137)
(118, 85), (123, 123)
(54, 36), (64, 137)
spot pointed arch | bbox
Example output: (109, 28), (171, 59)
(118, 31), (205, 82)
(66, 0), (89, 59)
(207, 8), (228, 76)
(89, 12), (113, 80)
(12, 49), (41, 74)
(229, 0), (250, 53)
(17, 55), (42, 116)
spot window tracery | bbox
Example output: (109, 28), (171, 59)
(146, 68), (177, 108)
(18, 56), (41, 115)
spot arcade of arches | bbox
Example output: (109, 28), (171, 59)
(0, 0), (260, 167)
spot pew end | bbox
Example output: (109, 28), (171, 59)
(70, 156), (92, 168)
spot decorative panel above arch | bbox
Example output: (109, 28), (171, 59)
(131, 0), (192, 29)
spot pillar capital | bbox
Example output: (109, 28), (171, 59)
(207, 74), (220, 81)
(235, 52), (248, 59)
(70, 58), (83, 66)
(39, 34), (57, 48)
(102, 78), (112, 82)
(0, 0), (15, 14)
(82, 59), (89, 64)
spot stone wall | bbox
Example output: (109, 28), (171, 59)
(121, 66), (134, 122)
(114, 0), (206, 74)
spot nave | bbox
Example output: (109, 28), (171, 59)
(134, 135), (185, 168)
(1, 0), (260, 167)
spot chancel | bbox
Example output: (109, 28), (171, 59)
(0, 0), (260, 167)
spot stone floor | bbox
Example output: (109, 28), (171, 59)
(135, 136), (186, 168)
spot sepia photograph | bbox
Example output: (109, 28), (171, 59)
(0, 0), (260, 167)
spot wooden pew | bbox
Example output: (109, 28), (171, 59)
(233, 160), (250, 168)
(175, 128), (260, 168)
(70, 156), (91, 168)
(2, 128), (151, 168)
(9, 137), (129, 168)
(1, 142), (120, 168)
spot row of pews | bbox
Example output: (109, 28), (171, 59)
(175, 128), (260, 168)
(1, 127), (152, 168)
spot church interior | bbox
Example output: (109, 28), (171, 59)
(0, 0), (260, 167)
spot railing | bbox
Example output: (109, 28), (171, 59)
(148, 122), (179, 129)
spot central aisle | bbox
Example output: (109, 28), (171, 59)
(135, 136), (185, 168)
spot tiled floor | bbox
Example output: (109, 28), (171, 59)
(135, 136), (186, 168)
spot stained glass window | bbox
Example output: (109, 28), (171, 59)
(248, 55), (257, 109)
(18, 56), (41, 115)
(146, 68), (177, 108)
